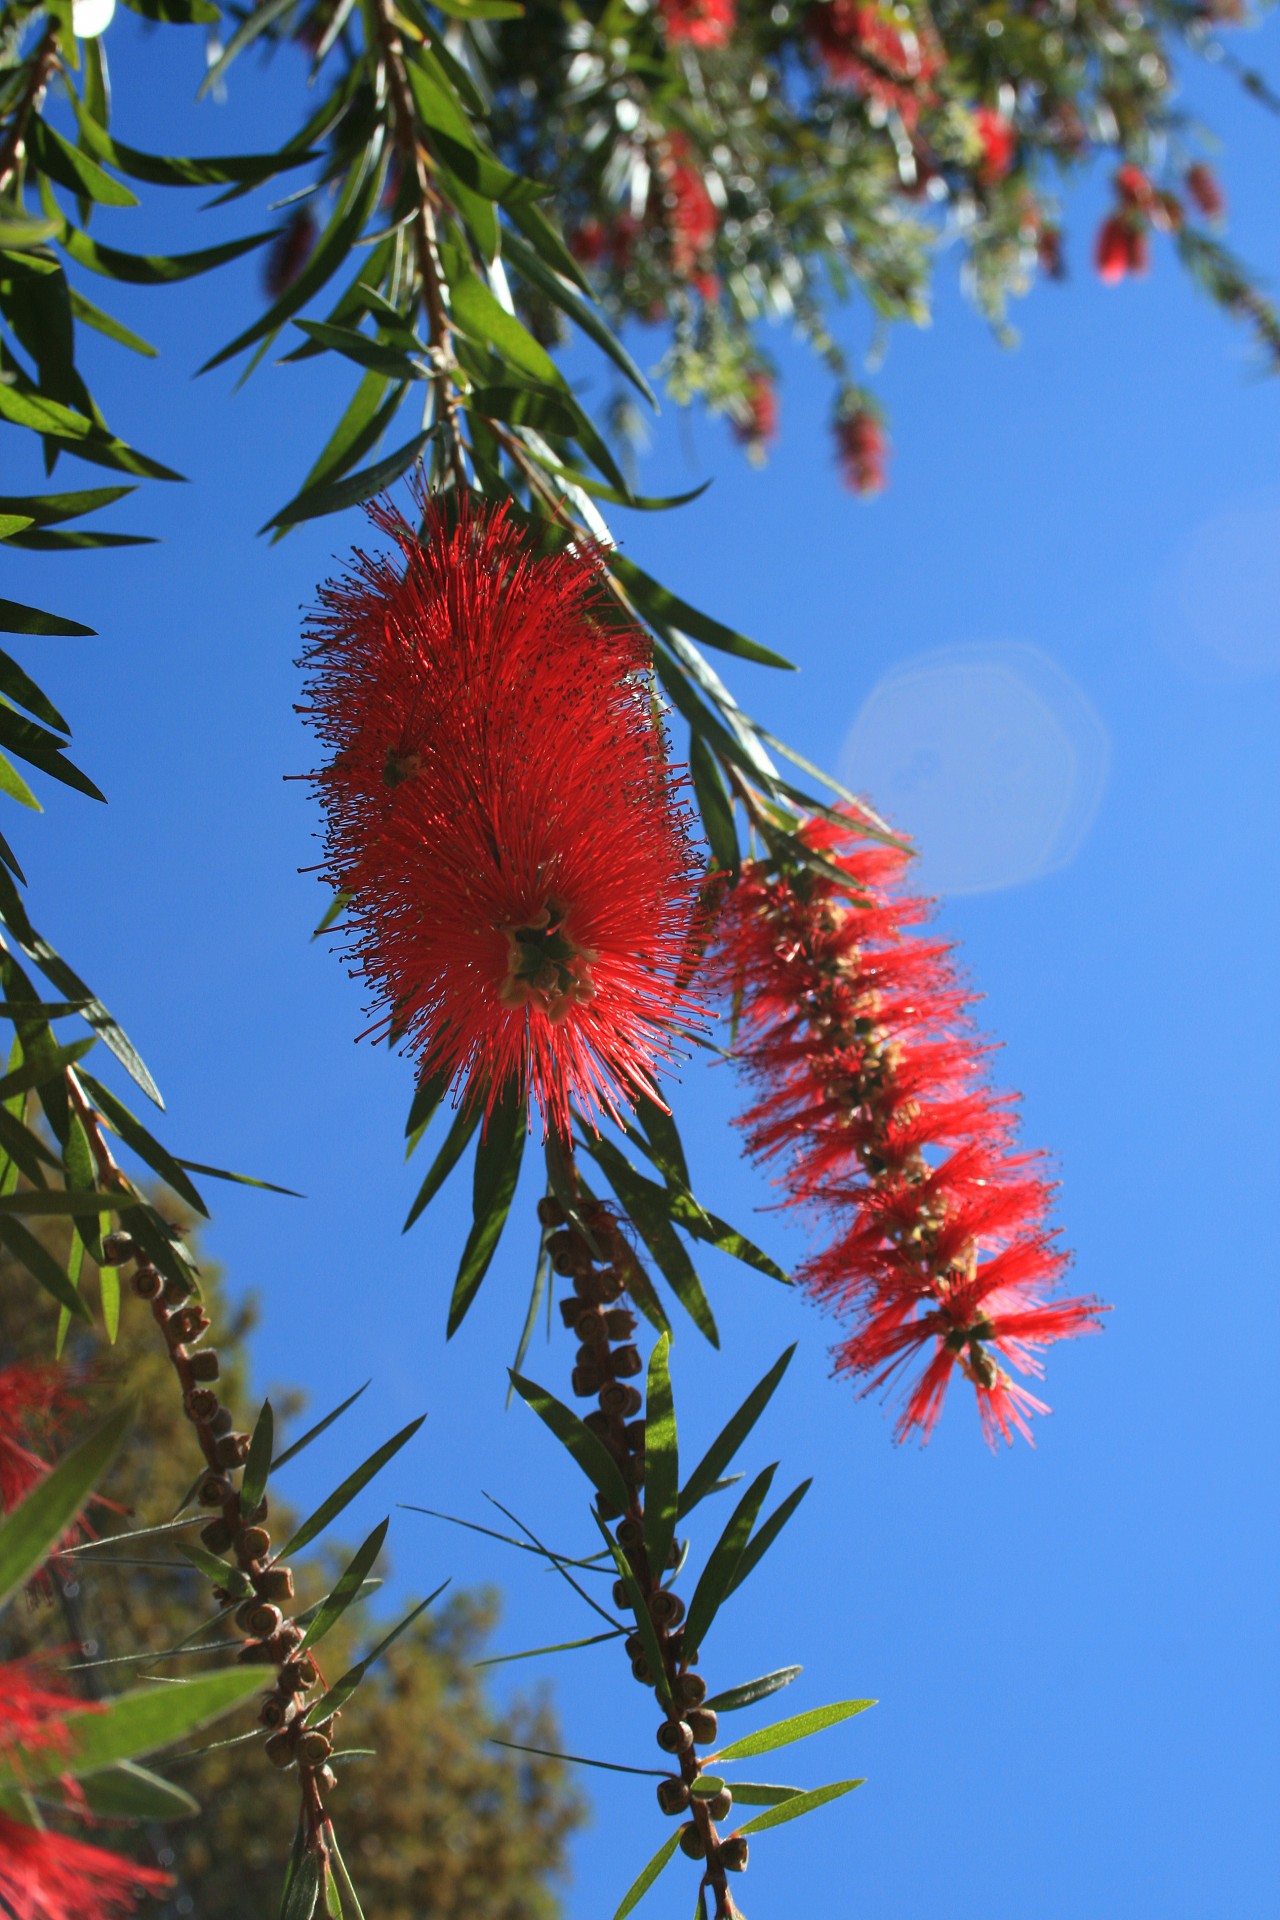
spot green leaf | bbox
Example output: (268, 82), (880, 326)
(447, 1083), (526, 1337)
(0, 707), (103, 802)
(10, 931), (160, 1105)
(725, 1477), (811, 1597)
(672, 1195), (789, 1286)
(240, 1400), (274, 1516)
(475, 1626), (624, 1668)
(724, 1781), (803, 1807)
(280, 1846), (322, 1920)
(121, 0), (219, 18)
(508, 1372), (630, 1516)
(270, 373), (399, 539)
(678, 1346), (795, 1518)
(299, 1518), (388, 1652)
(589, 1509), (673, 1713)
(0, 516), (34, 540)
(508, 1238), (549, 1392)
(613, 557), (796, 672)
(175, 1158), (302, 1198)
(489, 1737), (664, 1777)
(689, 729), (739, 874)
(271, 1382), (368, 1473)
(307, 1580), (449, 1720)
(0, 1187), (123, 1217)
(736, 1777), (865, 1834)
(641, 1335), (678, 1579)
(502, 227), (655, 406)
(0, 597), (94, 638)
(578, 1135), (717, 1345)
(77, 1761), (200, 1822)
(29, 117), (138, 208)
(403, 1098), (480, 1230)
(0, 487), (134, 528)
(68, 286), (159, 357)
(611, 1829), (683, 1920)
(74, 106), (315, 189)
(682, 1464), (776, 1657)
(704, 1668), (802, 1714)
(199, 0), (296, 95)
(0, 752), (41, 811)
(292, 318), (424, 381)
(57, 217), (273, 286)
(77, 1072), (205, 1214)
(0, 1401), (130, 1609)
(279, 1414), (426, 1559)
(270, 427), (434, 533)
(0, 646), (65, 731)
(451, 270), (561, 386)
(712, 1699), (876, 1765)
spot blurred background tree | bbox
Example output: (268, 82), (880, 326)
(0, 1214), (586, 1920)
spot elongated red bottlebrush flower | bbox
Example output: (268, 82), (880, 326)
(713, 812), (1106, 1443)
(0, 1363), (71, 1513)
(0, 1669), (170, 1919)
(806, 1), (943, 128)
(973, 106), (1015, 184)
(835, 405), (888, 496)
(659, 0), (735, 49)
(301, 495), (701, 1137)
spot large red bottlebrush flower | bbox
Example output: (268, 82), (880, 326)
(834, 406), (888, 496)
(659, 0), (735, 49)
(0, 1812), (170, 1920)
(1095, 212), (1148, 285)
(301, 494), (701, 1137)
(712, 812), (1106, 1444)
(656, 136), (719, 284)
(806, 1), (943, 128)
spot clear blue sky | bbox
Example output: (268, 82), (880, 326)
(8, 15), (1279, 1917)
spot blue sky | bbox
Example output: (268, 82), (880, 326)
(7, 14), (1279, 1917)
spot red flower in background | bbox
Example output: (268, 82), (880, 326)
(302, 495), (701, 1136)
(806, 1), (943, 128)
(660, 0), (735, 49)
(1186, 162), (1225, 220)
(712, 813), (1105, 1443)
(658, 137), (719, 284)
(0, 1811), (170, 1920)
(0, 1363), (74, 1514)
(732, 372), (779, 455)
(1095, 213), (1148, 284)
(835, 407), (888, 495)
(973, 106), (1014, 184)
(263, 207), (316, 299)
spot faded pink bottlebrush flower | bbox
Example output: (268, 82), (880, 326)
(301, 494), (702, 1137)
(711, 812), (1106, 1444)
(834, 404), (888, 496)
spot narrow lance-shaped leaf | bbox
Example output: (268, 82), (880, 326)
(271, 1383), (369, 1474)
(509, 1372), (630, 1514)
(725, 1477), (812, 1598)
(590, 1510), (674, 1714)
(642, 1335), (678, 1578)
(704, 1667), (803, 1714)
(307, 1580), (450, 1721)
(403, 1099), (480, 1229)
(736, 1778), (866, 1835)
(610, 1830), (683, 1920)
(0, 1402), (131, 1610)
(712, 1699), (876, 1765)
(682, 1463), (777, 1657)
(279, 1415), (426, 1559)
(0, 1668), (266, 1788)
(678, 1346), (796, 1518)
(447, 1081), (526, 1337)
(240, 1400), (274, 1517)
(300, 1517), (389, 1651)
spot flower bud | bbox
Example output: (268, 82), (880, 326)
(280, 1655), (319, 1694)
(686, 1707), (718, 1747)
(656, 1719), (693, 1755)
(254, 1566), (295, 1603)
(100, 1232), (134, 1265)
(214, 1431), (251, 1470)
(599, 1382), (642, 1418)
(656, 1775), (690, 1816)
(678, 1823), (706, 1860)
(297, 1729), (332, 1766)
(187, 1349), (221, 1382)
(183, 1387), (219, 1425)
(720, 1836), (749, 1873)
(649, 1589), (684, 1628)
(235, 1525), (271, 1566)
(263, 1728), (296, 1769)
(200, 1517), (233, 1555)
(236, 1599), (283, 1639)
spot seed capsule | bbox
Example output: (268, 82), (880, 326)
(676, 1672), (707, 1708)
(183, 1387), (219, 1425)
(685, 1707), (718, 1747)
(214, 1431), (251, 1470)
(678, 1823), (706, 1860)
(235, 1525), (271, 1566)
(656, 1719), (693, 1755)
(649, 1589), (684, 1628)
(297, 1729), (332, 1766)
(199, 1517), (233, 1555)
(187, 1349), (221, 1382)
(263, 1728), (296, 1769)
(599, 1383), (642, 1418)
(536, 1196), (565, 1229)
(656, 1776), (690, 1816)
(197, 1473), (232, 1509)
(254, 1566), (295, 1603)
(131, 1265), (161, 1300)
(236, 1599), (283, 1639)
(100, 1232), (134, 1266)
(705, 1786), (733, 1821)
(720, 1836), (749, 1873)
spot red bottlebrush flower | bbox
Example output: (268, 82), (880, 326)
(659, 0), (735, 49)
(1186, 163), (1225, 220)
(301, 494), (701, 1138)
(569, 218), (608, 267)
(711, 812), (1106, 1443)
(0, 1812), (170, 1920)
(0, 1363), (75, 1515)
(1114, 163), (1155, 211)
(1095, 212), (1149, 284)
(656, 137), (719, 283)
(0, 1664), (83, 1768)
(973, 106), (1015, 184)
(834, 406), (887, 496)
(264, 207), (316, 300)
(1036, 222), (1065, 280)
(806, 1), (943, 128)
(732, 372), (779, 456)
